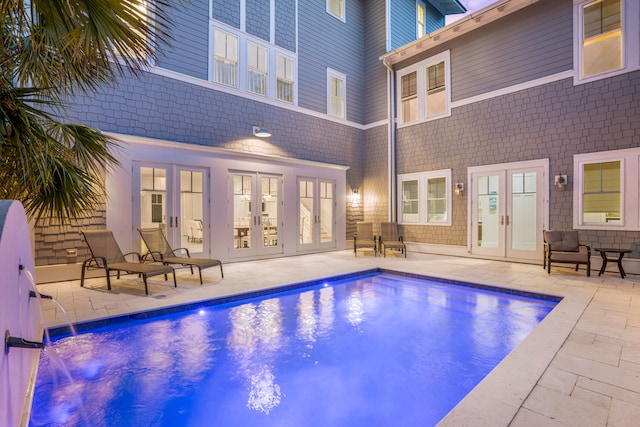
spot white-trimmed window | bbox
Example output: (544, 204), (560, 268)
(214, 29), (238, 87)
(276, 54), (295, 103)
(247, 42), (268, 95)
(574, 0), (640, 84)
(327, 68), (346, 119)
(398, 169), (452, 225)
(417, 2), (426, 38)
(327, 0), (345, 21)
(210, 24), (297, 104)
(397, 51), (451, 126)
(574, 148), (640, 230)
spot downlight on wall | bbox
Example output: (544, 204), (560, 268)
(253, 123), (271, 138)
(555, 174), (567, 190)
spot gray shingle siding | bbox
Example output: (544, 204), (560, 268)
(275, 0), (296, 52)
(212, 0), (241, 28)
(297, 0), (365, 123)
(246, 0), (271, 42)
(156, 0), (209, 80)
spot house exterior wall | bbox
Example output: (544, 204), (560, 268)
(364, 0), (390, 124)
(275, 0), (297, 52)
(212, 0), (241, 28)
(393, 0), (640, 259)
(363, 124), (390, 237)
(297, 0), (365, 123)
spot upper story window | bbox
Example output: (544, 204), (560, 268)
(276, 54), (294, 103)
(210, 24), (297, 105)
(247, 42), (268, 96)
(398, 169), (452, 225)
(327, 68), (346, 119)
(574, 0), (640, 84)
(401, 72), (418, 123)
(397, 50), (451, 126)
(214, 29), (238, 87)
(573, 148), (640, 231)
(327, 0), (345, 22)
(417, 2), (426, 38)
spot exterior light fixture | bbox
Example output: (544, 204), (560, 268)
(351, 188), (360, 207)
(555, 175), (567, 190)
(253, 123), (271, 138)
(454, 182), (464, 196)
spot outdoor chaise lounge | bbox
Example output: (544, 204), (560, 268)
(378, 221), (406, 257)
(354, 222), (377, 256)
(543, 230), (591, 276)
(138, 227), (223, 284)
(80, 230), (176, 295)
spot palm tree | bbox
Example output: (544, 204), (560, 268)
(0, 0), (177, 222)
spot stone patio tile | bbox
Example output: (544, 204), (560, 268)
(607, 398), (640, 427)
(509, 407), (566, 427)
(576, 377), (640, 407)
(522, 385), (609, 427)
(537, 366), (578, 395)
(559, 338), (622, 366)
(551, 353), (640, 393)
(438, 392), (519, 426)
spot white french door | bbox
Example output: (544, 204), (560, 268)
(298, 178), (336, 251)
(229, 172), (282, 257)
(134, 163), (209, 257)
(470, 160), (547, 261)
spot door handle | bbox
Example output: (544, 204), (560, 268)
(505, 215), (510, 226)
(169, 216), (173, 228)
(500, 215), (504, 225)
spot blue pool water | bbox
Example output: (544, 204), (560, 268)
(30, 272), (557, 426)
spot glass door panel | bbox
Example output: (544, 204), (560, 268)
(261, 176), (279, 248)
(320, 181), (333, 243)
(476, 175), (501, 250)
(299, 180), (314, 246)
(140, 166), (169, 253)
(233, 174), (252, 250)
(180, 169), (204, 254)
(510, 172), (536, 251)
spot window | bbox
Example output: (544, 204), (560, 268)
(401, 72), (418, 123)
(574, 0), (640, 84)
(247, 42), (268, 95)
(417, 2), (426, 38)
(214, 30), (238, 87)
(398, 169), (452, 225)
(573, 148), (640, 230)
(210, 25), (297, 104)
(582, 161), (621, 223)
(427, 61), (446, 118)
(328, 0), (345, 21)
(397, 51), (451, 126)
(277, 54), (294, 103)
(327, 69), (346, 119)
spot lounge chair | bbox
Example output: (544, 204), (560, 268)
(378, 221), (406, 257)
(354, 222), (377, 256)
(543, 230), (591, 276)
(80, 230), (176, 295)
(138, 227), (223, 284)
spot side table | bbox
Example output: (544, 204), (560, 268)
(595, 248), (632, 278)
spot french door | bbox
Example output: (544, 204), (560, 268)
(229, 172), (282, 257)
(134, 163), (209, 257)
(298, 178), (336, 251)
(470, 160), (547, 261)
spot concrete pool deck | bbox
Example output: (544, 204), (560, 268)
(37, 250), (640, 426)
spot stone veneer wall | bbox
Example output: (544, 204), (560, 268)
(396, 71), (640, 256)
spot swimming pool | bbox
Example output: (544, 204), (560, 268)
(30, 271), (558, 426)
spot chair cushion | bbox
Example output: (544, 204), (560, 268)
(549, 251), (589, 263)
(544, 230), (579, 252)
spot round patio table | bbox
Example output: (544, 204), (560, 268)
(596, 248), (632, 278)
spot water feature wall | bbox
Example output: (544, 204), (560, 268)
(0, 200), (42, 426)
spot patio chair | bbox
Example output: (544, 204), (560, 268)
(354, 222), (376, 256)
(80, 230), (176, 295)
(378, 221), (406, 257)
(543, 230), (591, 276)
(138, 227), (223, 284)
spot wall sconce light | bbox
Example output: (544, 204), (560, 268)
(555, 174), (567, 190)
(454, 182), (465, 196)
(351, 188), (360, 207)
(253, 122), (271, 138)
